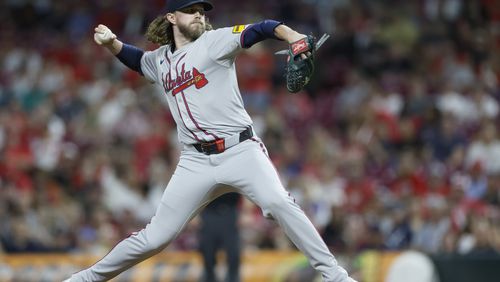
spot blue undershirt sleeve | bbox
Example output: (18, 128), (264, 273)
(241, 19), (283, 48)
(115, 43), (145, 75)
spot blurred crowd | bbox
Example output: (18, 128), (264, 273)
(0, 0), (499, 262)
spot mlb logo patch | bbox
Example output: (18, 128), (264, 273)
(232, 25), (246, 34)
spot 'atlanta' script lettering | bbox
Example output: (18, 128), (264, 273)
(162, 64), (208, 96)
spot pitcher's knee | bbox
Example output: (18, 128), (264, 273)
(146, 238), (168, 252)
(261, 196), (294, 219)
(139, 229), (175, 253)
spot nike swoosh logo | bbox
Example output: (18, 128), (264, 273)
(160, 59), (165, 64)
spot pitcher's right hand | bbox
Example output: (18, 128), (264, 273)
(94, 24), (117, 46)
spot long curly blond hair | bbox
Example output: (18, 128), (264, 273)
(145, 15), (213, 46)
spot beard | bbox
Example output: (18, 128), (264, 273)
(178, 20), (205, 41)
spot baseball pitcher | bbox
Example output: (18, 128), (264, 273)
(64, 0), (356, 281)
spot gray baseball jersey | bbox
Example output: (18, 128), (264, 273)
(67, 25), (354, 282)
(141, 26), (252, 144)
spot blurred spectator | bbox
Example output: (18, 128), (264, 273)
(412, 198), (451, 254)
(464, 161), (488, 201)
(465, 121), (500, 174)
(383, 205), (413, 250)
(422, 113), (466, 162)
(484, 174), (500, 206)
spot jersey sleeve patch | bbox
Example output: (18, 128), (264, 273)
(232, 25), (247, 34)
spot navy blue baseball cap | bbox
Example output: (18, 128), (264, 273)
(166, 0), (214, 13)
